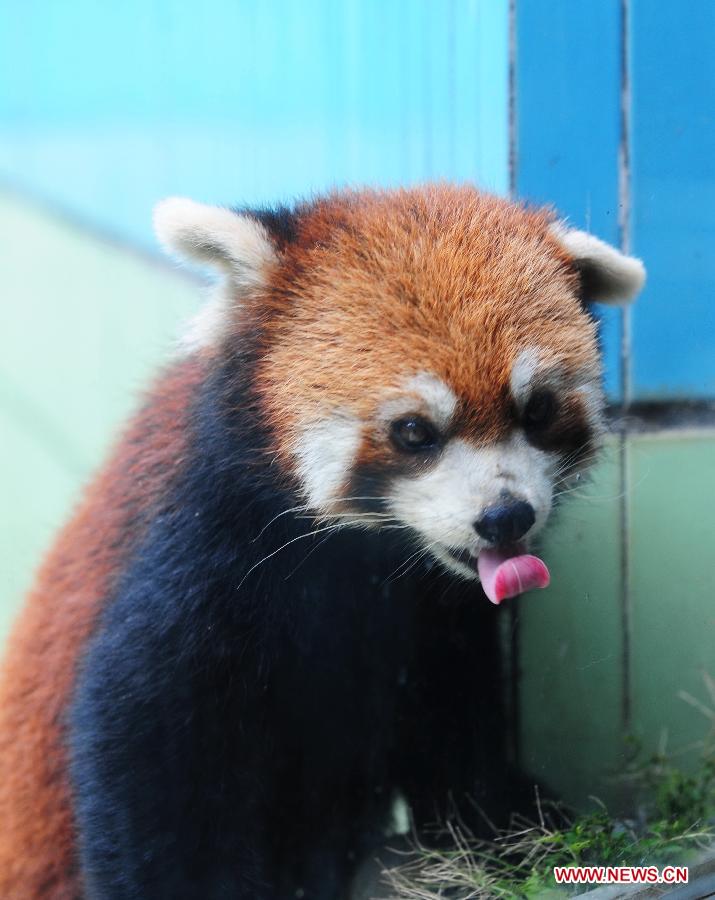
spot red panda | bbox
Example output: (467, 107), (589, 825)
(0, 185), (644, 899)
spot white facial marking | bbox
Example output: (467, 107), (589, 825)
(388, 435), (555, 580)
(510, 348), (543, 408)
(378, 372), (458, 431)
(510, 348), (605, 435)
(549, 222), (646, 305)
(574, 381), (606, 436)
(293, 413), (362, 510)
(404, 373), (458, 428)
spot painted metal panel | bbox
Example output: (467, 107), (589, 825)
(630, 1), (715, 398)
(0, 0), (509, 249)
(629, 434), (715, 761)
(516, 0), (623, 398)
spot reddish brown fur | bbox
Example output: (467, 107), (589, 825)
(0, 360), (204, 898)
(0, 186), (601, 896)
(246, 185), (599, 466)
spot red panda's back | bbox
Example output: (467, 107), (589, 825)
(0, 358), (204, 898)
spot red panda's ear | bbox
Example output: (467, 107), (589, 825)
(153, 197), (277, 289)
(550, 223), (646, 306)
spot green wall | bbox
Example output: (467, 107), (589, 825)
(519, 434), (715, 811)
(0, 191), (199, 635)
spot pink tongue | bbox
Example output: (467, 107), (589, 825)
(476, 548), (550, 605)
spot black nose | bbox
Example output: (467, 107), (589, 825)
(474, 499), (535, 545)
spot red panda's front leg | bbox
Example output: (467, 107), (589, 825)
(68, 579), (276, 899)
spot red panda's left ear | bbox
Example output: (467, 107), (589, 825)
(550, 223), (646, 306)
(153, 197), (277, 290)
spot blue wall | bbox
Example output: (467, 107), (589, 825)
(516, 0), (622, 397)
(630, 1), (715, 398)
(0, 0), (508, 246)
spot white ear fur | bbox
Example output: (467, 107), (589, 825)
(550, 223), (646, 305)
(153, 197), (277, 289)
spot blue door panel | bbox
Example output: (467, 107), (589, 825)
(516, 0), (623, 399)
(630, 0), (715, 398)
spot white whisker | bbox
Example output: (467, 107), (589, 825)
(238, 523), (350, 589)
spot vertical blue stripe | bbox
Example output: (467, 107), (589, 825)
(515, 0), (623, 398)
(630, 0), (715, 398)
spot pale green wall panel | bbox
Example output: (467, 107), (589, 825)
(0, 412), (78, 640)
(519, 432), (715, 811)
(629, 433), (715, 761)
(0, 191), (201, 629)
(518, 443), (625, 811)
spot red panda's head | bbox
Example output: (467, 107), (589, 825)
(155, 186), (644, 598)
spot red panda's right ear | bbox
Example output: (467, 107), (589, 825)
(153, 197), (277, 289)
(549, 223), (646, 305)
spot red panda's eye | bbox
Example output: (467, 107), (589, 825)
(390, 416), (440, 453)
(523, 390), (558, 430)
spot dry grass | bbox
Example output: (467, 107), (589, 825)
(383, 675), (715, 899)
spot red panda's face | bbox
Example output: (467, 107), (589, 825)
(279, 362), (599, 582)
(155, 186), (645, 585)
